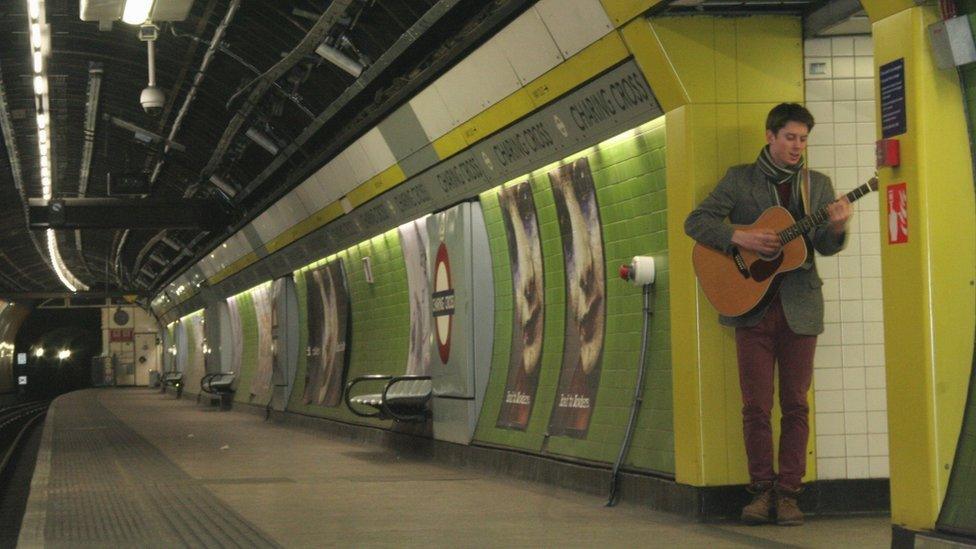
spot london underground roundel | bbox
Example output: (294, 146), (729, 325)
(431, 242), (455, 364)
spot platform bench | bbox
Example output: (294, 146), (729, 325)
(161, 372), (184, 399)
(200, 372), (236, 410)
(344, 375), (432, 422)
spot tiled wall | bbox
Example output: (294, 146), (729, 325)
(804, 35), (888, 480)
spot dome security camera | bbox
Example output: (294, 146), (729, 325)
(140, 85), (164, 115)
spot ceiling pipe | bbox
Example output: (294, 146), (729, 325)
(209, 174), (237, 197)
(315, 43), (363, 77)
(75, 62), (103, 279)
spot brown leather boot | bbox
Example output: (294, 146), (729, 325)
(775, 485), (804, 526)
(741, 481), (775, 524)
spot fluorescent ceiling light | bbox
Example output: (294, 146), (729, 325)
(33, 51), (42, 73)
(36, 112), (47, 129)
(27, 0), (39, 20)
(122, 0), (154, 25)
(30, 23), (41, 48)
(33, 75), (46, 94)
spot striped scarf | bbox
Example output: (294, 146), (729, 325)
(756, 145), (804, 216)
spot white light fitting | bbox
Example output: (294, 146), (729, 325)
(121, 0), (155, 25)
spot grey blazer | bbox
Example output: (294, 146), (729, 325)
(684, 163), (846, 335)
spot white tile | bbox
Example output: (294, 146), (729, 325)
(840, 236), (861, 255)
(840, 302), (864, 324)
(844, 388), (867, 411)
(824, 300), (841, 323)
(857, 100), (876, 122)
(833, 79), (856, 101)
(868, 411), (888, 433)
(856, 121), (875, 143)
(865, 344), (886, 367)
(839, 255), (861, 278)
(845, 411), (868, 433)
(823, 278), (840, 301)
(806, 57), (833, 79)
(846, 434), (868, 456)
(854, 36), (874, 56)
(816, 389), (845, 413)
(835, 144), (858, 167)
(847, 215), (861, 234)
(843, 346), (865, 368)
(861, 233), (881, 255)
(834, 167), (859, 189)
(842, 321), (864, 344)
(861, 255), (882, 277)
(863, 300), (884, 323)
(858, 167), (878, 187)
(866, 366), (887, 389)
(818, 434), (847, 457)
(866, 388), (887, 411)
(807, 79), (834, 102)
(821, 322), (842, 346)
(848, 456), (870, 478)
(840, 278), (862, 300)
(817, 256), (839, 279)
(860, 192), (880, 212)
(857, 144), (876, 167)
(862, 279), (883, 300)
(818, 457), (848, 479)
(834, 100), (856, 123)
(806, 38), (833, 57)
(855, 56), (875, 78)
(834, 122), (856, 145)
(807, 101), (834, 124)
(843, 367), (866, 390)
(833, 56), (855, 78)
(864, 321), (885, 343)
(817, 411), (846, 434)
(816, 346), (844, 369)
(869, 456), (889, 478)
(810, 122), (835, 145)
(816, 368), (844, 391)
(832, 37), (855, 55)
(856, 79), (875, 101)
(808, 145), (835, 169)
(868, 433), (889, 456)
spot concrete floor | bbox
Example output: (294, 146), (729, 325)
(23, 389), (892, 548)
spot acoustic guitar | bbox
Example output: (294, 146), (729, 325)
(692, 177), (879, 317)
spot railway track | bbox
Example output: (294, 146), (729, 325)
(0, 399), (49, 548)
(0, 400), (49, 478)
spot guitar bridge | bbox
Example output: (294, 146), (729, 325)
(731, 248), (750, 279)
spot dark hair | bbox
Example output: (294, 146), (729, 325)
(765, 102), (815, 134)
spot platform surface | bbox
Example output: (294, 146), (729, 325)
(19, 389), (891, 548)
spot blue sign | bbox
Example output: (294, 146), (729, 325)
(880, 58), (906, 138)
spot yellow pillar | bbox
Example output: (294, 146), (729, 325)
(862, 1), (976, 531)
(620, 15), (804, 486)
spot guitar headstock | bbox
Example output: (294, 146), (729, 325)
(867, 174), (879, 192)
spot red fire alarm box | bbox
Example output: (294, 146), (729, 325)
(876, 139), (900, 167)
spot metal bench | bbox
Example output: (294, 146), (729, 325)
(161, 372), (184, 398)
(344, 375), (432, 422)
(199, 372), (236, 410)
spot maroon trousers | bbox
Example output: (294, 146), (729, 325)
(734, 297), (816, 491)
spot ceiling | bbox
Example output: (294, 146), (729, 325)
(0, 0), (864, 304)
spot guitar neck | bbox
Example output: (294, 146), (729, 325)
(779, 181), (875, 244)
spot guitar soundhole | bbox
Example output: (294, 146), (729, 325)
(749, 255), (784, 282)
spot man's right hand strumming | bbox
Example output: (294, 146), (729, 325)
(732, 229), (782, 255)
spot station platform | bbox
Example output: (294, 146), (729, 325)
(17, 389), (891, 548)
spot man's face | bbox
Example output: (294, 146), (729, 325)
(766, 120), (809, 167)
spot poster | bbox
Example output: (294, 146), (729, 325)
(250, 282), (274, 399)
(547, 157), (606, 438)
(496, 181), (545, 430)
(398, 218), (432, 376)
(226, 294), (244, 373)
(303, 259), (351, 407)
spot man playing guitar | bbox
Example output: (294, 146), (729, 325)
(685, 103), (851, 525)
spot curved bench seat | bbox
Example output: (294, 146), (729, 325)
(345, 375), (432, 422)
(161, 372), (185, 398)
(199, 372), (236, 410)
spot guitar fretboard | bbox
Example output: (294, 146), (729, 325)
(778, 178), (878, 244)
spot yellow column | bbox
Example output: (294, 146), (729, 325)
(620, 15), (804, 486)
(862, 1), (976, 531)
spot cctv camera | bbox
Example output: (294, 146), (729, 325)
(140, 86), (164, 115)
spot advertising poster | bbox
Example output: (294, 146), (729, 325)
(185, 313), (206, 388)
(226, 295), (244, 373)
(496, 181), (545, 430)
(547, 157), (606, 438)
(250, 282), (274, 399)
(303, 259), (351, 407)
(398, 218), (432, 376)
